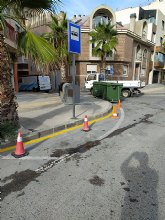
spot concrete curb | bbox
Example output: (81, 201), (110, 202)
(0, 102), (113, 149)
(23, 104), (113, 141)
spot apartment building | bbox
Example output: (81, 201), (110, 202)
(3, 18), (36, 92)
(72, 6), (155, 89)
(115, 0), (165, 84)
(3, 19), (19, 91)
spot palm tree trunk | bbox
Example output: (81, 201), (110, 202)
(0, 34), (19, 127)
(60, 60), (67, 82)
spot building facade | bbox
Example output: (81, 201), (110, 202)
(115, 0), (165, 84)
(73, 6), (155, 89)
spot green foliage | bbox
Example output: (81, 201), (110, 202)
(43, 12), (69, 78)
(0, 122), (19, 142)
(0, 0), (60, 66)
(48, 13), (68, 58)
(89, 22), (118, 69)
(18, 30), (57, 65)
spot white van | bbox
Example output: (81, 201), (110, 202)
(19, 76), (51, 92)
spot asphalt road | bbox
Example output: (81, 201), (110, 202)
(1, 90), (165, 220)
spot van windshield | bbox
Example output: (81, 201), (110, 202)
(86, 74), (96, 81)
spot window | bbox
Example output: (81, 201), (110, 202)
(86, 74), (96, 81)
(162, 20), (164, 30)
(142, 49), (147, 71)
(136, 45), (142, 60)
(142, 22), (147, 39)
(105, 65), (114, 75)
(143, 49), (147, 64)
(123, 65), (128, 76)
(141, 69), (146, 76)
(92, 15), (111, 28)
(87, 64), (97, 74)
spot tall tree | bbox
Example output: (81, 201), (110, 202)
(44, 12), (68, 82)
(0, 0), (60, 135)
(89, 22), (118, 71)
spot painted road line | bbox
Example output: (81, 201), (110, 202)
(1, 156), (60, 160)
(0, 111), (113, 153)
(35, 154), (72, 173)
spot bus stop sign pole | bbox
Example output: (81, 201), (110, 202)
(68, 21), (81, 119)
(72, 54), (76, 119)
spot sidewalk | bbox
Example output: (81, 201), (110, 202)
(140, 83), (165, 93)
(17, 91), (113, 141)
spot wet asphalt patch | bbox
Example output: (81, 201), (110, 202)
(123, 187), (130, 192)
(1, 114), (154, 201)
(106, 114), (153, 139)
(1, 170), (40, 201)
(50, 114), (153, 158)
(129, 198), (139, 203)
(1, 156), (70, 201)
(50, 140), (100, 158)
(89, 175), (105, 186)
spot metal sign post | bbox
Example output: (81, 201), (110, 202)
(72, 54), (76, 118)
(68, 21), (81, 119)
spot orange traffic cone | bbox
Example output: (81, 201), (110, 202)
(117, 99), (121, 109)
(112, 105), (119, 118)
(11, 132), (29, 158)
(83, 115), (90, 131)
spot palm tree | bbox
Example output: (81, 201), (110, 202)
(0, 0), (60, 138)
(89, 22), (118, 71)
(44, 12), (68, 82)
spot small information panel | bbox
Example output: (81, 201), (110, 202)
(68, 21), (81, 54)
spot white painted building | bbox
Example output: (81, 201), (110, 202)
(115, 0), (165, 84)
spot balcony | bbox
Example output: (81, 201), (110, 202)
(4, 22), (17, 50)
(155, 46), (165, 54)
(154, 52), (165, 68)
(154, 61), (164, 68)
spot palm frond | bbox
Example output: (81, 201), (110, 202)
(89, 22), (118, 68)
(18, 30), (57, 65)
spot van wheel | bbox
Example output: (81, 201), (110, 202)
(121, 89), (130, 98)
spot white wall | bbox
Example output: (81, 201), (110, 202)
(115, 7), (140, 25)
(155, 10), (165, 46)
(147, 23), (153, 41)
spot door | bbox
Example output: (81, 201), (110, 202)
(152, 71), (159, 83)
(135, 63), (141, 80)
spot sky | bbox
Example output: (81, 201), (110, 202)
(59, 0), (155, 18)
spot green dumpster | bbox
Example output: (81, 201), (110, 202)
(106, 83), (123, 102)
(101, 82), (108, 100)
(93, 82), (105, 98)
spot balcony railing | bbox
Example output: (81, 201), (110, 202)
(154, 61), (164, 68)
(155, 46), (165, 54)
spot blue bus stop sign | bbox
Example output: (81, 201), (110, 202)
(68, 21), (81, 54)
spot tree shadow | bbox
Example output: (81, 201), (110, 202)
(120, 152), (158, 220)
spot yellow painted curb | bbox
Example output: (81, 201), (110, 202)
(0, 111), (113, 153)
